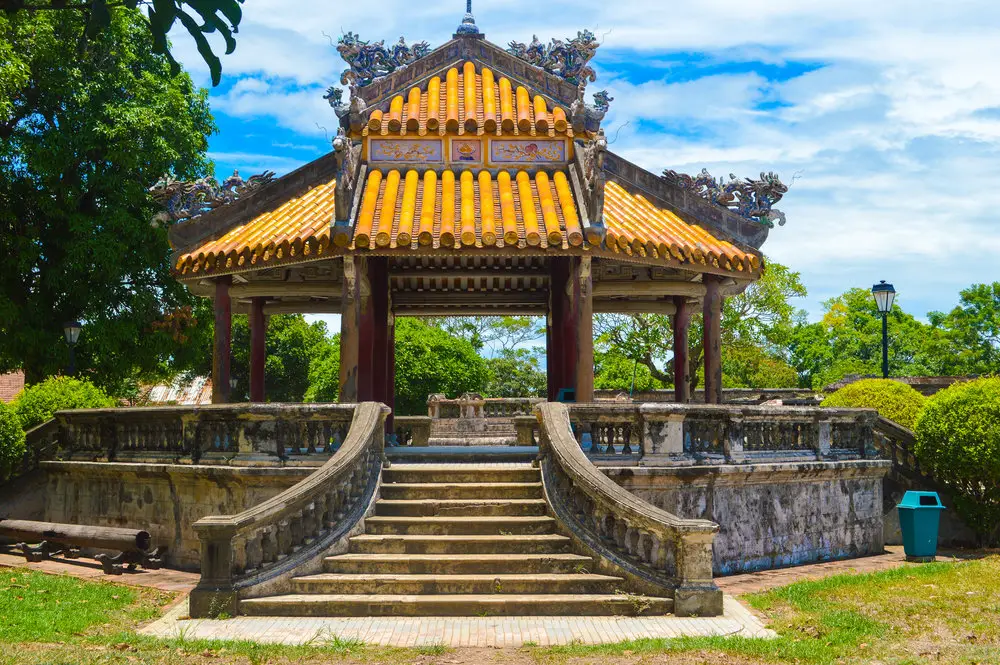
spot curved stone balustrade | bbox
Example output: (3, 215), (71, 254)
(189, 402), (388, 618)
(535, 402), (723, 617)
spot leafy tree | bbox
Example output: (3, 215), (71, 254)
(484, 348), (546, 398)
(789, 288), (944, 389)
(0, 401), (26, 482)
(305, 336), (341, 403)
(226, 315), (334, 403)
(0, 0), (243, 85)
(595, 260), (807, 392)
(430, 316), (545, 354)
(721, 343), (799, 389)
(594, 351), (664, 393)
(928, 282), (1000, 375)
(821, 378), (926, 429)
(0, 8), (215, 393)
(394, 318), (489, 415)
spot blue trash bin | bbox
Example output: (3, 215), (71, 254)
(897, 491), (945, 563)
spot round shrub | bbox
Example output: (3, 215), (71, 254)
(821, 378), (926, 429)
(11, 376), (116, 430)
(914, 378), (1000, 543)
(0, 402), (26, 481)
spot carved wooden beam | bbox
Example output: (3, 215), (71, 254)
(593, 281), (707, 298)
(229, 282), (341, 298)
(593, 300), (678, 315)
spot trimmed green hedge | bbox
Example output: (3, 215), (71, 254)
(915, 377), (1000, 542)
(821, 378), (926, 429)
(0, 402), (26, 481)
(11, 376), (116, 431)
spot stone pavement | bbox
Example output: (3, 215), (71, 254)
(139, 595), (774, 647)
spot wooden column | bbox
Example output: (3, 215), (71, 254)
(673, 296), (693, 403)
(546, 258), (572, 401)
(339, 257), (361, 403)
(573, 257), (594, 403)
(702, 275), (723, 404)
(356, 258), (377, 402)
(368, 257), (390, 411)
(212, 276), (232, 404)
(385, 311), (396, 432)
(249, 297), (267, 402)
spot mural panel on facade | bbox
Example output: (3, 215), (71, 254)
(451, 139), (483, 163)
(370, 139), (444, 163)
(490, 139), (566, 164)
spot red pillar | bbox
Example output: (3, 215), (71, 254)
(357, 261), (376, 402)
(573, 257), (594, 403)
(547, 258), (575, 401)
(340, 257), (361, 402)
(249, 296), (267, 402)
(368, 257), (390, 417)
(385, 312), (396, 432)
(703, 275), (723, 404)
(673, 296), (693, 403)
(212, 276), (232, 404)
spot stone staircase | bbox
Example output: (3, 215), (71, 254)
(240, 463), (673, 616)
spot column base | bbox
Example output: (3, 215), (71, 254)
(189, 586), (238, 619)
(673, 583), (724, 617)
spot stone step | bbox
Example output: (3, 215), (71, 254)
(365, 515), (555, 535)
(375, 499), (548, 517)
(349, 534), (571, 555)
(240, 593), (673, 617)
(382, 465), (540, 484)
(323, 553), (594, 575)
(291, 573), (623, 595)
(380, 482), (544, 500)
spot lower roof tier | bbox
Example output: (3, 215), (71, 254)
(174, 168), (759, 277)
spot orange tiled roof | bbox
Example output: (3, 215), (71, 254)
(364, 62), (574, 139)
(175, 171), (758, 275)
(604, 181), (758, 272)
(344, 168), (583, 251)
(175, 178), (337, 275)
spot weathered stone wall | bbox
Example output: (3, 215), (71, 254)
(38, 461), (312, 571)
(602, 460), (890, 575)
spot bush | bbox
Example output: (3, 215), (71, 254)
(914, 378), (1000, 542)
(11, 376), (116, 430)
(0, 402), (27, 481)
(821, 378), (926, 429)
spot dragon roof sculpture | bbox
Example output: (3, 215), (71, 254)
(150, 170), (276, 225)
(336, 32), (431, 88)
(661, 169), (788, 228)
(506, 30), (601, 85)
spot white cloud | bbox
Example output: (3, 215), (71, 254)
(172, 0), (1000, 319)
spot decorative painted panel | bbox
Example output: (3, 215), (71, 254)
(451, 138), (483, 164)
(369, 138), (444, 163)
(490, 139), (567, 164)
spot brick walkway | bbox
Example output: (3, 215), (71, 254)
(139, 595), (774, 647)
(0, 551), (199, 593)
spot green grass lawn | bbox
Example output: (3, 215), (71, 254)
(0, 556), (997, 665)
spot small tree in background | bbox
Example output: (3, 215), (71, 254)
(12, 376), (116, 430)
(915, 377), (1000, 544)
(821, 378), (926, 430)
(394, 319), (489, 415)
(0, 402), (26, 481)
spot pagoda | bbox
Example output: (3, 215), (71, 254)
(165, 3), (774, 410)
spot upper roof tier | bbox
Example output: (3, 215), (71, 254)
(363, 62), (577, 139)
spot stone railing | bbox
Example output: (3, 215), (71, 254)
(32, 404), (357, 464)
(427, 394), (543, 420)
(189, 402), (388, 617)
(518, 403), (880, 465)
(392, 416), (432, 447)
(536, 403), (722, 617)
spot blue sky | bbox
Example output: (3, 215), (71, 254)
(171, 0), (1000, 330)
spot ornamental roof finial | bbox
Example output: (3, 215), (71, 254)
(455, 0), (483, 38)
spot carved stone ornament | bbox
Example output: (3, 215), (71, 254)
(661, 168), (788, 227)
(507, 30), (600, 85)
(149, 170), (276, 224)
(583, 129), (608, 223)
(336, 32), (431, 88)
(570, 80), (614, 133)
(333, 128), (359, 222)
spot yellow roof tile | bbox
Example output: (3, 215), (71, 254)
(363, 62), (575, 139)
(174, 170), (759, 276)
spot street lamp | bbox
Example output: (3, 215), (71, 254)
(871, 281), (896, 379)
(63, 321), (82, 377)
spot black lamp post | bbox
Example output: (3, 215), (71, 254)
(871, 281), (896, 379)
(63, 321), (82, 377)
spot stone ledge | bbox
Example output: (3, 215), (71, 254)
(601, 460), (890, 489)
